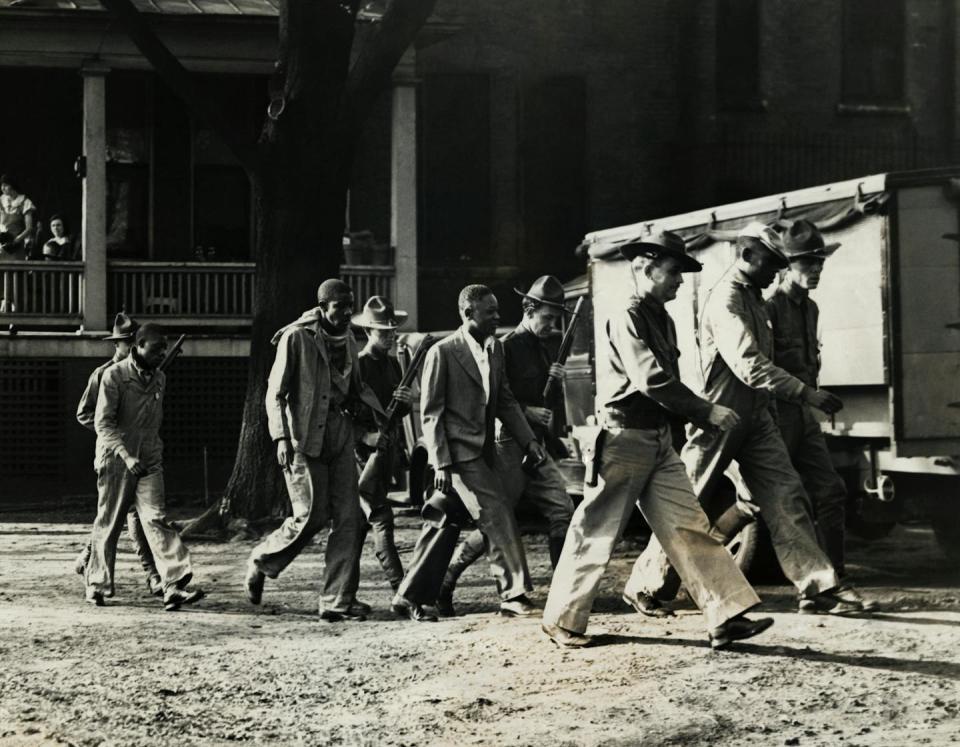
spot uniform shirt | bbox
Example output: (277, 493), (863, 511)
(501, 323), (563, 440)
(461, 323), (493, 404)
(699, 266), (808, 410)
(358, 347), (411, 425)
(76, 350), (124, 430)
(598, 293), (713, 428)
(765, 282), (820, 389)
(94, 356), (165, 471)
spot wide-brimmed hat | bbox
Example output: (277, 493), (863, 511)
(513, 275), (568, 310)
(103, 312), (138, 341)
(781, 219), (840, 261)
(737, 222), (790, 268)
(618, 230), (702, 272)
(352, 296), (408, 330)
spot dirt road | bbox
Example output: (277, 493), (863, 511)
(0, 509), (958, 746)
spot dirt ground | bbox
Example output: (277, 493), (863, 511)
(0, 502), (958, 747)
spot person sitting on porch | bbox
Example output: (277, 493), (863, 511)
(0, 174), (37, 261)
(42, 215), (76, 261)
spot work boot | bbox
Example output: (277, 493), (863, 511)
(499, 594), (539, 617)
(622, 589), (675, 618)
(146, 573), (164, 597)
(548, 535), (565, 569)
(163, 587), (205, 612)
(348, 599), (373, 616)
(84, 588), (105, 607)
(391, 595), (437, 623)
(708, 615), (774, 650)
(320, 608), (367, 623)
(542, 623), (591, 649)
(799, 584), (872, 616)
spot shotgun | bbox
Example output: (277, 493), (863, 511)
(542, 296), (584, 406)
(157, 334), (186, 375)
(358, 334), (436, 502)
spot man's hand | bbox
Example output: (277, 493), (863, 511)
(524, 405), (554, 429)
(122, 454), (146, 477)
(392, 385), (414, 405)
(707, 404), (741, 432)
(803, 387), (843, 415)
(276, 439), (295, 471)
(361, 431), (380, 448)
(526, 440), (547, 464)
(434, 466), (452, 494)
(548, 363), (565, 381)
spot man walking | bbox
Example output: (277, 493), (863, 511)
(436, 276), (575, 616)
(74, 312), (162, 598)
(391, 284), (548, 622)
(353, 295), (415, 594)
(766, 220), (849, 579)
(244, 279), (383, 622)
(86, 323), (203, 611)
(542, 231), (772, 649)
(626, 223), (872, 616)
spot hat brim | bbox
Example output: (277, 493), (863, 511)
(351, 310), (408, 330)
(618, 242), (703, 273)
(513, 288), (570, 311)
(103, 333), (135, 341)
(786, 242), (841, 261)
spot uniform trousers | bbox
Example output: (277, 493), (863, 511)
(543, 425), (760, 634)
(249, 409), (363, 613)
(356, 441), (404, 590)
(85, 459), (192, 595)
(626, 403), (839, 602)
(396, 456), (532, 606)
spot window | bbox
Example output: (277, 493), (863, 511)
(842, 0), (905, 105)
(716, 0), (762, 109)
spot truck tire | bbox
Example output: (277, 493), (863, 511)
(726, 521), (759, 574)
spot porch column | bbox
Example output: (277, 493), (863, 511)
(391, 49), (418, 328)
(81, 60), (109, 331)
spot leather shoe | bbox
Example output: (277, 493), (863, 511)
(84, 588), (105, 607)
(499, 594), (538, 617)
(435, 589), (457, 617)
(245, 561), (265, 605)
(392, 596), (437, 622)
(622, 590), (675, 618)
(320, 608), (367, 622)
(163, 587), (204, 612)
(799, 584), (872, 616)
(708, 615), (773, 650)
(146, 573), (164, 597)
(348, 599), (373, 616)
(542, 623), (591, 648)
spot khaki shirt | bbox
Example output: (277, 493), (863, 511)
(94, 356), (165, 471)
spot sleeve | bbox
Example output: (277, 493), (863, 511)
(265, 329), (299, 442)
(22, 197), (36, 214)
(610, 310), (714, 426)
(76, 369), (101, 430)
(94, 367), (129, 460)
(710, 288), (807, 401)
(420, 346), (452, 469)
(494, 343), (537, 448)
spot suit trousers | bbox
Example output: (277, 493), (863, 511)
(445, 438), (574, 582)
(778, 402), (847, 574)
(543, 426), (759, 634)
(627, 405), (839, 602)
(249, 410), (363, 613)
(85, 459), (192, 595)
(397, 456), (532, 606)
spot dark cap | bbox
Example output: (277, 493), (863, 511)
(782, 219), (840, 261)
(103, 312), (138, 341)
(618, 230), (702, 272)
(514, 275), (568, 310)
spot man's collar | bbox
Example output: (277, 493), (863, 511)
(460, 323), (493, 351)
(633, 291), (665, 313)
(732, 267), (756, 288)
(782, 280), (808, 304)
(130, 353), (152, 379)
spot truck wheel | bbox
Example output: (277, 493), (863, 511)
(726, 521), (759, 574)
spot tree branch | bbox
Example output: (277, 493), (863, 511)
(98, 0), (258, 174)
(346, 0), (438, 124)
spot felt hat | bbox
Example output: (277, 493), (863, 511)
(351, 295), (408, 330)
(514, 275), (568, 310)
(103, 312), (138, 341)
(781, 219), (841, 261)
(737, 222), (790, 268)
(618, 230), (702, 272)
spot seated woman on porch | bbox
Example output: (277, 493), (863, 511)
(0, 174), (37, 260)
(41, 215), (77, 261)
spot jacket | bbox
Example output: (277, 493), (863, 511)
(94, 356), (165, 471)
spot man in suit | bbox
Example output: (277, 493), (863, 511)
(244, 279), (384, 622)
(391, 284), (548, 622)
(435, 276), (575, 616)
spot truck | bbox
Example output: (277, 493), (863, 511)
(561, 166), (960, 569)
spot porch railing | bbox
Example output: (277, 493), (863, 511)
(340, 264), (395, 302)
(0, 260), (84, 323)
(107, 261), (256, 325)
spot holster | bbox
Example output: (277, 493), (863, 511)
(573, 425), (605, 488)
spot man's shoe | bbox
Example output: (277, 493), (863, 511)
(799, 584), (870, 616)
(622, 590), (675, 618)
(244, 562), (265, 606)
(147, 574), (164, 597)
(435, 588), (457, 617)
(319, 608), (367, 623)
(84, 588), (105, 607)
(391, 596), (437, 622)
(708, 615), (774, 650)
(163, 587), (204, 612)
(348, 599), (372, 616)
(499, 594), (539, 617)
(542, 623), (591, 648)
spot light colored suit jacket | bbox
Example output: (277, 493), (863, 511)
(420, 328), (535, 470)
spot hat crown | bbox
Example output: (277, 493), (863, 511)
(521, 275), (565, 306)
(105, 311), (138, 340)
(617, 230), (702, 272)
(783, 219), (827, 257)
(354, 295), (407, 328)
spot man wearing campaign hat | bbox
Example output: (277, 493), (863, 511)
(766, 220), (849, 581)
(542, 231), (773, 649)
(434, 276), (575, 616)
(244, 279), (384, 621)
(73, 312), (162, 598)
(352, 296), (415, 595)
(626, 222), (874, 617)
